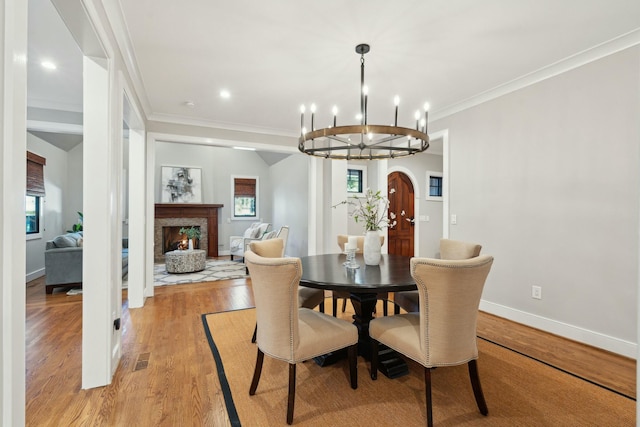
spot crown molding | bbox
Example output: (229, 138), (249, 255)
(431, 28), (640, 122)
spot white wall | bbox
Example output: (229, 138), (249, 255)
(66, 142), (83, 231)
(25, 133), (68, 280)
(431, 46), (640, 356)
(269, 153), (309, 257)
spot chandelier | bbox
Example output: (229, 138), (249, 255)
(298, 43), (430, 160)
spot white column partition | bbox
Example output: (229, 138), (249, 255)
(0, 0), (28, 423)
(82, 55), (114, 388)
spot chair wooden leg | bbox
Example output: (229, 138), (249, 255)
(394, 303), (400, 315)
(319, 300), (325, 313)
(251, 323), (257, 343)
(370, 339), (379, 380)
(425, 367), (433, 427)
(332, 296), (338, 317)
(287, 363), (296, 425)
(249, 348), (264, 395)
(382, 300), (388, 316)
(468, 360), (488, 415)
(348, 344), (358, 389)
(341, 298), (347, 312)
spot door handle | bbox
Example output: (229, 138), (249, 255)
(405, 216), (415, 227)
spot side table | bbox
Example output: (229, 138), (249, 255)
(165, 249), (206, 273)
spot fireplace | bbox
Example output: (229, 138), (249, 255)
(162, 225), (201, 252)
(154, 204), (223, 262)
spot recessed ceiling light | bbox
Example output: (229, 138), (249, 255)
(41, 61), (57, 70)
(233, 146), (255, 151)
(220, 90), (230, 99)
(183, 101), (195, 108)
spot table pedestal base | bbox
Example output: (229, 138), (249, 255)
(314, 292), (409, 379)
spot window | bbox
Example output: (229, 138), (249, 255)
(26, 151), (46, 238)
(26, 195), (40, 234)
(232, 176), (258, 219)
(347, 169), (363, 193)
(426, 171), (443, 201)
(347, 165), (367, 195)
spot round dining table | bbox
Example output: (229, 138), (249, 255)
(299, 253), (416, 378)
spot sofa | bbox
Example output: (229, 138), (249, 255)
(44, 232), (129, 294)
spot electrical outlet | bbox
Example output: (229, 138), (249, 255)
(450, 214), (457, 225)
(532, 285), (542, 300)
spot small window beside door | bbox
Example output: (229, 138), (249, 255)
(347, 166), (366, 195)
(426, 171), (443, 201)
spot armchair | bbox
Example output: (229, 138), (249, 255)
(370, 255), (494, 426)
(393, 238), (482, 314)
(229, 222), (271, 261)
(245, 247), (358, 424)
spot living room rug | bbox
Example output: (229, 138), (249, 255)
(202, 308), (635, 427)
(154, 260), (247, 286)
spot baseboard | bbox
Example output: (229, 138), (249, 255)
(26, 268), (45, 283)
(479, 300), (637, 359)
(219, 250), (230, 256)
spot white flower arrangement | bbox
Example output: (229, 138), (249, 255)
(334, 188), (398, 232)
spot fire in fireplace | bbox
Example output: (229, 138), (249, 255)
(162, 226), (201, 253)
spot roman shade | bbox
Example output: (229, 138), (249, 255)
(234, 178), (256, 197)
(26, 151), (46, 197)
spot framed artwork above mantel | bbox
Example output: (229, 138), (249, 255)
(161, 166), (202, 203)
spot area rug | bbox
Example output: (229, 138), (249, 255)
(154, 260), (247, 286)
(202, 308), (635, 427)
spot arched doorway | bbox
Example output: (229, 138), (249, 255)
(387, 171), (415, 256)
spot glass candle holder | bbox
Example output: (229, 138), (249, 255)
(343, 248), (359, 269)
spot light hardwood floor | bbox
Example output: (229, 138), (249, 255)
(25, 267), (635, 426)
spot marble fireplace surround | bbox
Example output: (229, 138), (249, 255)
(154, 217), (207, 262)
(154, 204), (223, 262)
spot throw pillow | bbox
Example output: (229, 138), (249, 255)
(53, 235), (77, 248)
(244, 224), (258, 238)
(77, 237), (84, 247)
(255, 223), (270, 238)
(262, 230), (277, 240)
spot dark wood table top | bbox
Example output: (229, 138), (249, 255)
(299, 253), (416, 293)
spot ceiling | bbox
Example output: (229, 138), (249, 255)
(27, 0), (640, 154)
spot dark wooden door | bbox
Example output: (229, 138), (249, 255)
(387, 172), (415, 256)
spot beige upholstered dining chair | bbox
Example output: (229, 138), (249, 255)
(370, 255), (494, 426)
(334, 234), (389, 316)
(245, 245), (358, 425)
(248, 238), (325, 343)
(393, 238), (482, 314)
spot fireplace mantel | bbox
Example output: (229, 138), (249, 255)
(155, 204), (223, 259)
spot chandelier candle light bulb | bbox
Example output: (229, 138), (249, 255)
(424, 102), (430, 134)
(310, 104), (316, 131)
(394, 96), (400, 126)
(298, 43), (430, 160)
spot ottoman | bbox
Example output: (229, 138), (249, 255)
(165, 249), (206, 273)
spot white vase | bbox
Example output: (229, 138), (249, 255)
(363, 230), (382, 266)
(188, 239), (194, 251)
